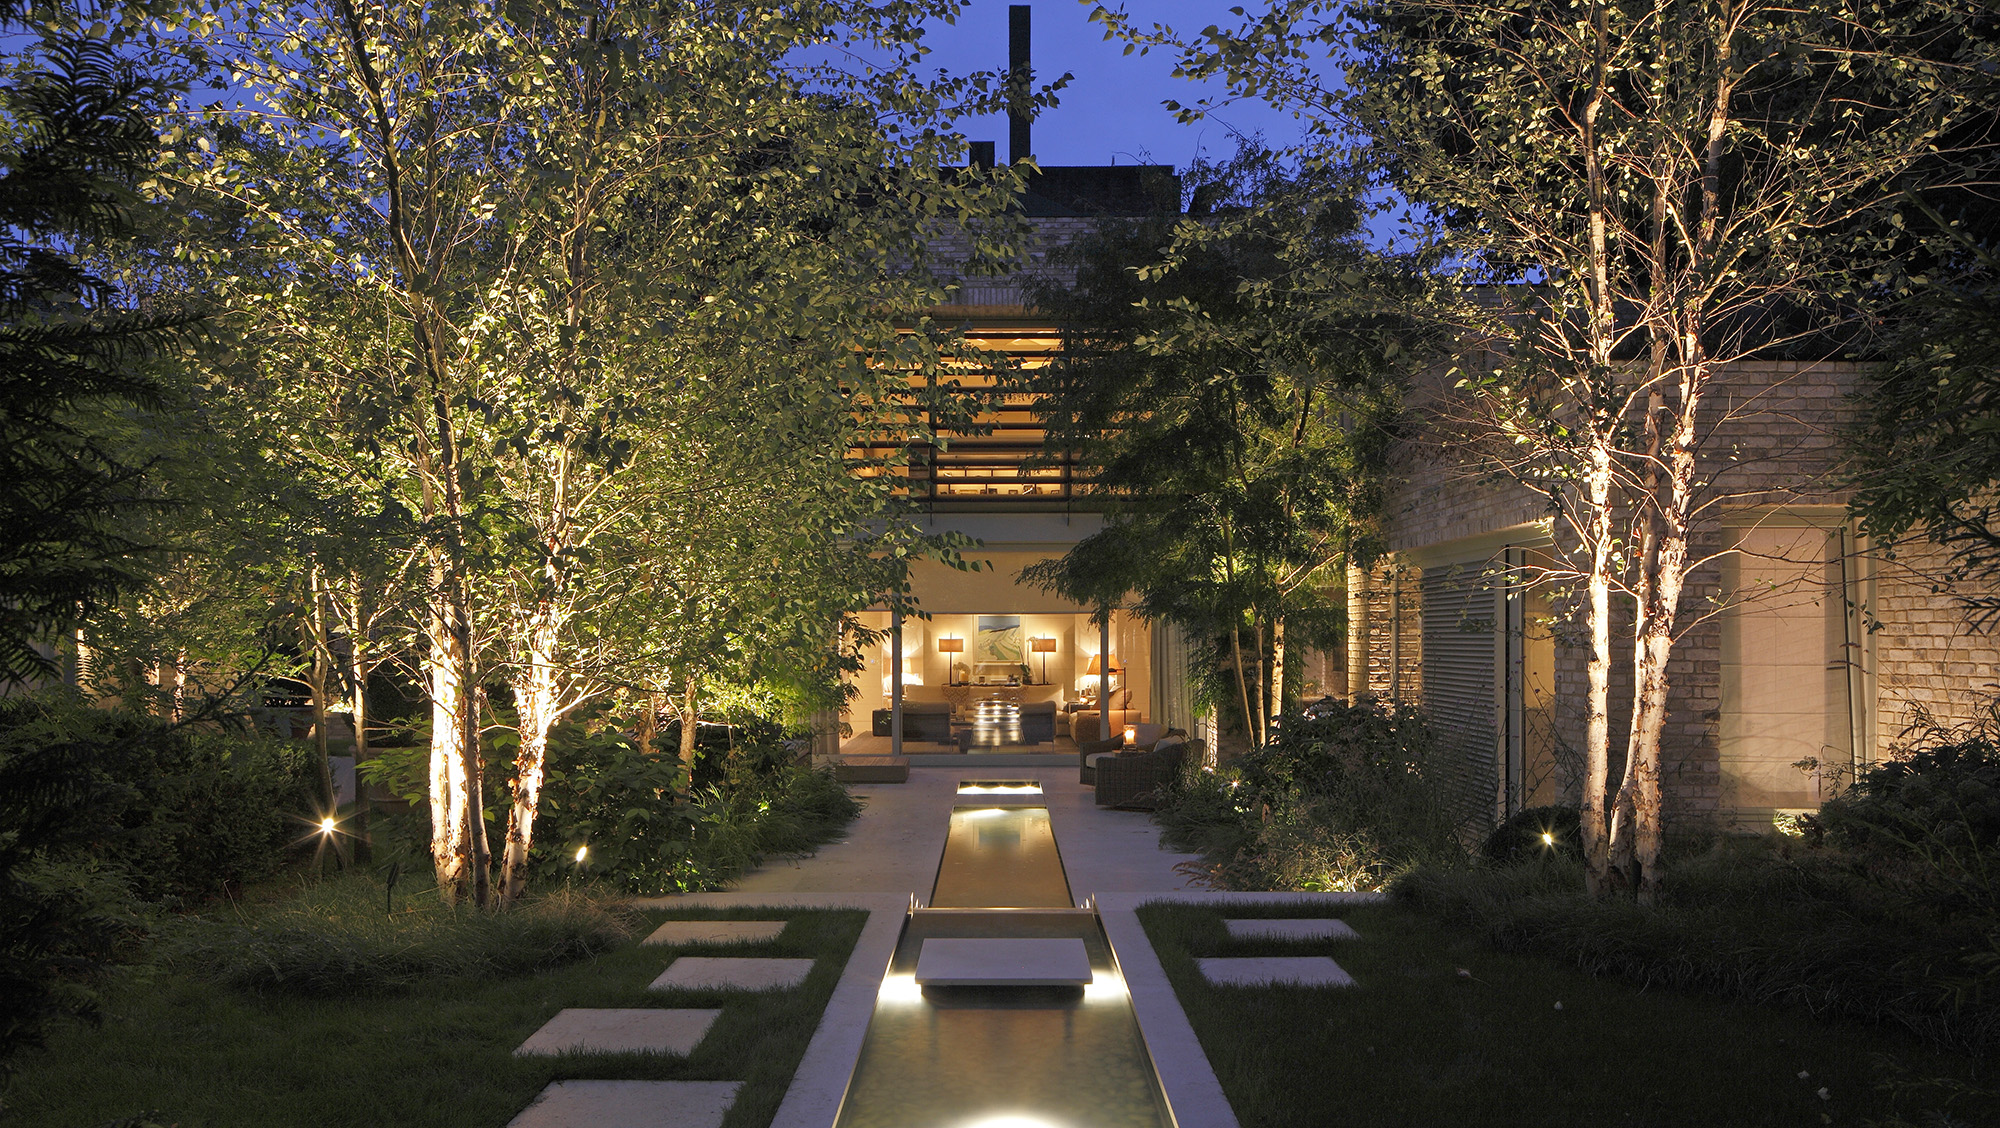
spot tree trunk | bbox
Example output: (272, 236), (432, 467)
(307, 567), (336, 815)
(1580, 435), (1618, 897)
(346, 631), (372, 864)
(500, 616), (559, 903)
(426, 611), (470, 898)
(1228, 621), (1255, 751)
(680, 674), (698, 777)
(1270, 613), (1287, 731)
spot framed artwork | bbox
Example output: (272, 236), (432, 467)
(975, 615), (1023, 664)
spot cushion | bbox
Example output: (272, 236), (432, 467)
(1086, 752), (1119, 768)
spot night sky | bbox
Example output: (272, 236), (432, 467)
(903, 1), (1322, 171)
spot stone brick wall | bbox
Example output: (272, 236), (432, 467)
(1865, 536), (2000, 753)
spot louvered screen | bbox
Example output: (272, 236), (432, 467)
(1422, 565), (1501, 831)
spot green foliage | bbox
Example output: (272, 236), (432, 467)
(1024, 143), (1426, 740)
(0, 694), (313, 1092)
(167, 881), (635, 995)
(1483, 805), (1584, 865)
(0, 30), (197, 684)
(1805, 708), (2000, 920)
(0, 695), (316, 905)
(1155, 702), (1468, 891)
(1400, 837), (2000, 1050)
(529, 720), (857, 895)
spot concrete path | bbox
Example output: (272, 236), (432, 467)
(729, 767), (1206, 897)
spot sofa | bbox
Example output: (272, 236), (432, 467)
(1065, 688), (1143, 742)
(870, 702), (953, 743)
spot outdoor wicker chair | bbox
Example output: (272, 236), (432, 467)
(1077, 735), (1123, 784)
(1093, 738), (1204, 810)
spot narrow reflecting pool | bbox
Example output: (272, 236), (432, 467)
(832, 806), (1172, 1128)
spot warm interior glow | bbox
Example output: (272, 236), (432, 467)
(1029, 637), (1056, 652)
(937, 637), (964, 653)
(1122, 725), (1137, 746)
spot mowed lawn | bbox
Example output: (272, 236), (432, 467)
(4, 907), (866, 1128)
(1141, 902), (2000, 1128)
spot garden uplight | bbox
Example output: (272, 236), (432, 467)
(319, 816), (337, 835)
(1541, 831), (1554, 847)
(575, 844), (588, 863)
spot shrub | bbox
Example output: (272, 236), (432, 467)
(1397, 837), (2000, 1050)
(167, 879), (635, 994)
(1484, 805), (1583, 865)
(0, 694), (315, 1084)
(529, 716), (857, 895)
(1805, 708), (2000, 919)
(1154, 701), (1468, 891)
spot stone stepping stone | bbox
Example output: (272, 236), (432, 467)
(507, 1081), (741, 1128)
(650, 956), (814, 992)
(1224, 918), (1360, 942)
(642, 920), (786, 947)
(1198, 956), (1355, 988)
(914, 937), (1093, 986)
(513, 1008), (720, 1057)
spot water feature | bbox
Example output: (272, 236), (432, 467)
(831, 796), (1175, 1128)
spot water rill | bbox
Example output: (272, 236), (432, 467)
(832, 790), (1174, 1128)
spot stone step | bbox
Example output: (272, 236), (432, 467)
(650, 956), (814, 992)
(913, 937), (1093, 986)
(1198, 956), (1355, 988)
(1223, 918), (1360, 942)
(513, 1008), (720, 1057)
(642, 920), (787, 947)
(508, 1081), (741, 1128)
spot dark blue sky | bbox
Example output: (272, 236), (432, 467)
(909, 2), (1318, 170)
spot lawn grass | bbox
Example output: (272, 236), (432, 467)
(1139, 902), (2000, 1128)
(4, 890), (865, 1128)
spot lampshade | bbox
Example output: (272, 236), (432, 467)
(1030, 637), (1057, 653)
(937, 637), (963, 653)
(1085, 654), (1123, 675)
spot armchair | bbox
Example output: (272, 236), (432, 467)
(1094, 738), (1204, 810)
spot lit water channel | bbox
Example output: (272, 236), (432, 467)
(831, 796), (1175, 1128)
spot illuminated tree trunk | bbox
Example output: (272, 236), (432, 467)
(501, 612), (559, 903)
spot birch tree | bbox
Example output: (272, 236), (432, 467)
(166, 0), (1034, 902)
(1095, 0), (1982, 899)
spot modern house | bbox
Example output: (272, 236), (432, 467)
(828, 8), (1201, 764)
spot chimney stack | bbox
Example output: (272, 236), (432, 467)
(1008, 5), (1030, 164)
(970, 140), (995, 170)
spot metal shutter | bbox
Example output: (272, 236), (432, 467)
(1422, 564), (1501, 830)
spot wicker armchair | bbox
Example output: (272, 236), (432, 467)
(1093, 739), (1204, 810)
(1077, 735), (1123, 784)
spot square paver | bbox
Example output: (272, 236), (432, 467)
(507, 1080), (742, 1128)
(1224, 918), (1360, 942)
(650, 957), (814, 992)
(513, 1008), (721, 1057)
(1198, 956), (1355, 988)
(642, 920), (787, 947)
(914, 938), (1093, 986)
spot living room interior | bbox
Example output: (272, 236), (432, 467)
(841, 607), (1153, 755)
